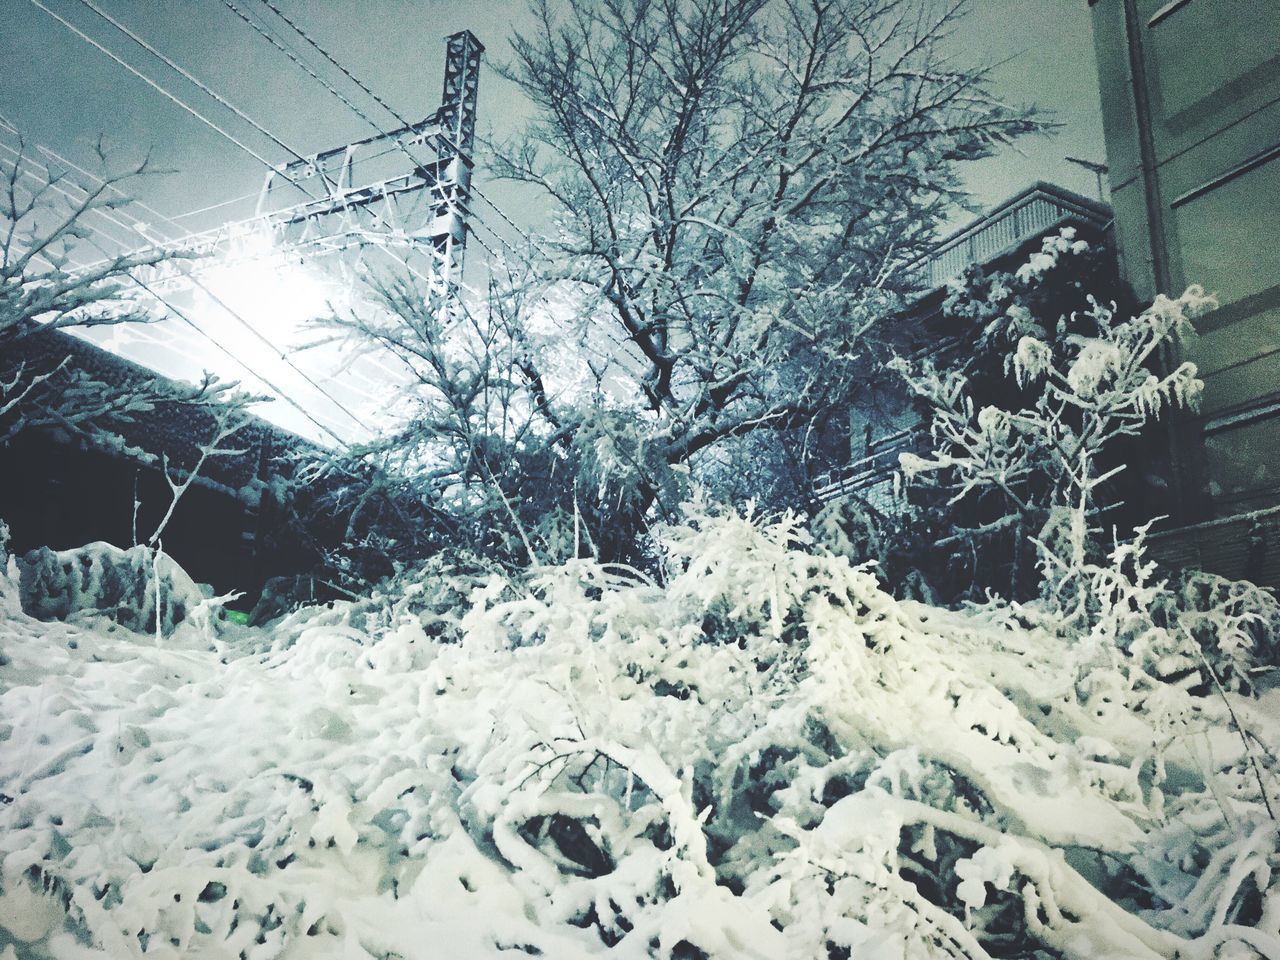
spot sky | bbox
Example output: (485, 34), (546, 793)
(0, 0), (1108, 444)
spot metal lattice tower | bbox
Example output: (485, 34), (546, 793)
(439, 30), (482, 156)
(120, 31), (483, 293)
(432, 30), (483, 289)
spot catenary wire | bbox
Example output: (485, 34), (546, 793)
(120, 0), (511, 290)
(224, 5), (496, 247)
(23, 0), (278, 172)
(71, 0), (316, 171)
(13, 17), (514, 298)
(216, 0), (395, 144)
(158, 136), (405, 226)
(0, 138), (372, 428)
(262, 16), (539, 264)
(254, 0), (414, 129)
(227, 6), (546, 272)
(132, 274), (353, 446)
(1, 151), (359, 444)
(14, 12), (538, 269)
(5, 166), (353, 447)
(18, 7), (512, 404)
(1, 29), (457, 437)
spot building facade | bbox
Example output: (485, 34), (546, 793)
(1089, 0), (1280, 584)
(1, 330), (334, 603)
(817, 182), (1115, 511)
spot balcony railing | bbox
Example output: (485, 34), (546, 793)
(816, 184), (1112, 509)
(814, 430), (920, 506)
(904, 182), (1111, 293)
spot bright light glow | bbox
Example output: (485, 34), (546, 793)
(167, 232), (407, 446)
(187, 246), (347, 441)
(87, 231), (416, 447)
(201, 234), (340, 337)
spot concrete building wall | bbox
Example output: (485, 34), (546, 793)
(1089, 0), (1280, 582)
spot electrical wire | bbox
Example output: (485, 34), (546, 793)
(31, 148), (371, 427)
(71, 0), (315, 171)
(469, 182), (542, 252)
(254, 0), (413, 129)
(16, 8), (517, 266)
(0, 121), (196, 247)
(23, 0), (278, 171)
(132, 274), (353, 446)
(1, 22), (469, 439)
(6, 130), (376, 300)
(19, 5), (521, 404)
(2, 151), (358, 445)
(159, 136), (404, 226)
(227, 7), (541, 285)
(464, 205), (520, 257)
(216, 0), (394, 143)
(161, 185), (271, 223)
(225, 3), (485, 248)
(208, 2), (530, 286)
(457, 223), (492, 261)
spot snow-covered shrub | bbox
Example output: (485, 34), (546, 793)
(811, 494), (939, 603)
(893, 230), (1212, 606)
(2, 505), (1278, 959)
(1162, 571), (1280, 692)
(14, 541), (204, 636)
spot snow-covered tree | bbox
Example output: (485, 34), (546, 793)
(335, 0), (1042, 564)
(313, 268), (555, 571)
(0, 140), (220, 448)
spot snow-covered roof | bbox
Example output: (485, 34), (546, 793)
(2, 328), (319, 500)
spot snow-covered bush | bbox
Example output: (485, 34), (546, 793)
(892, 230), (1212, 604)
(886, 234), (1280, 721)
(14, 541), (204, 636)
(2, 505), (1278, 959)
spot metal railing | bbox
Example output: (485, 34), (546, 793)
(814, 430), (920, 505)
(905, 182), (1111, 293)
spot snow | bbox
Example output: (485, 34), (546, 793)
(1, 508), (1279, 958)
(15, 542), (206, 637)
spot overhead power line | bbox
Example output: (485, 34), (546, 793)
(133, 273), (354, 446)
(160, 136), (405, 226)
(23, 4), (507, 400)
(70, 0), (315, 171)
(0, 134), (368, 426)
(23, 0), (277, 171)
(254, 0), (413, 129)
(228, 9), (541, 269)
(226, 10), (485, 229)
(216, 0), (394, 143)
(467, 184), (556, 262)
(1, 117), (215, 247)
(469, 184), (530, 243)
(1, 150), (359, 445)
